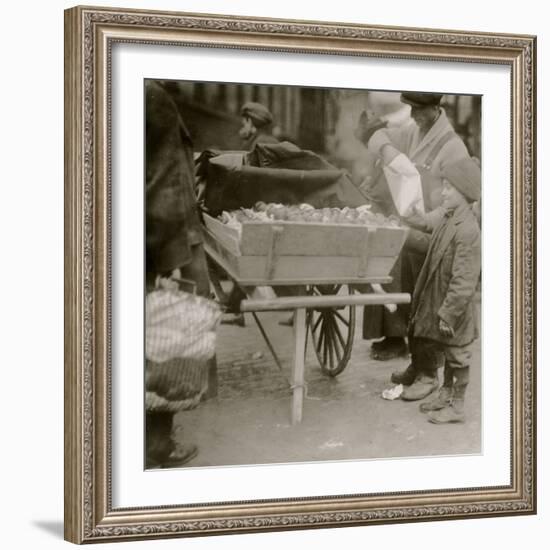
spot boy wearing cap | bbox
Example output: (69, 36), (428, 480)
(402, 157), (481, 423)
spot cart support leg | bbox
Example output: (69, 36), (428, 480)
(291, 308), (307, 425)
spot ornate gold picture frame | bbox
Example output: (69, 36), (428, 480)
(64, 5), (536, 544)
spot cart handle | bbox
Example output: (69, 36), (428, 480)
(241, 292), (410, 312)
(370, 283), (398, 313)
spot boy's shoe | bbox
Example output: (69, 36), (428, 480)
(391, 364), (417, 386)
(428, 400), (465, 424)
(419, 386), (452, 413)
(401, 374), (439, 401)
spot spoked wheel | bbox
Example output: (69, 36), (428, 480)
(307, 285), (355, 377)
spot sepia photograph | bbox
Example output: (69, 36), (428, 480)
(63, 5), (536, 542)
(144, 78), (482, 470)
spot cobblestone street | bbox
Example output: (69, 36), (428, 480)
(176, 308), (481, 468)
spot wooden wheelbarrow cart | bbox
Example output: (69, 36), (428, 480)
(202, 213), (411, 424)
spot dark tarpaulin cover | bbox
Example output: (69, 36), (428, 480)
(198, 141), (368, 216)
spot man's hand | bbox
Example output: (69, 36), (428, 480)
(403, 203), (429, 230)
(354, 110), (388, 145)
(170, 268), (182, 281)
(156, 268), (184, 291)
(439, 318), (455, 338)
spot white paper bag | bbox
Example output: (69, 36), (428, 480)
(382, 153), (425, 216)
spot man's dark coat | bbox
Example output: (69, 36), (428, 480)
(145, 81), (205, 276)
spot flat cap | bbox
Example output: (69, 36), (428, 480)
(240, 102), (273, 128)
(442, 157), (481, 203)
(400, 92), (444, 107)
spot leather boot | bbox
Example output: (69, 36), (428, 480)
(427, 396), (465, 424)
(159, 443), (198, 468)
(419, 365), (453, 412)
(146, 411), (199, 468)
(428, 367), (469, 424)
(401, 372), (439, 401)
(391, 363), (417, 386)
(146, 411), (173, 468)
(402, 338), (444, 401)
(419, 385), (452, 412)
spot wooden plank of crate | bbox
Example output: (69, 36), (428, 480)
(204, 227), (397, 286)
(203, 212), (239, 239)
(357, 226), (374, 278)
(240, 221), (408, 257)
(239, 255), (396, 281)
(203, 243), (394, 287)
(203, 237), (241, 284)
(202, 214), (241, 256)
(264, 225), (284, 281)
(368, 225), (410, 256)
(205, 212), (409, 257)
(241, 222), (365, 257)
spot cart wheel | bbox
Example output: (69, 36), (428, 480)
(307, 285), (355, 377)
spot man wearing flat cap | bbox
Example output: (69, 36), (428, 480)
(399, 157), (481, 417)
(369, 91), (470, 219)
(239, 101), (279, 150)
(361, 91), (471, 363)
(222, 101), (280, 327)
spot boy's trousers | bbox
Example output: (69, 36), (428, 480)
(409, 336), (473, 374)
